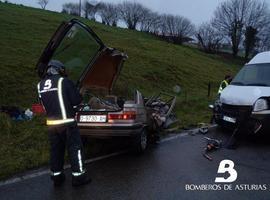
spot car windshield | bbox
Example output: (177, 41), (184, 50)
(51, 23), (101, 83)
(231, 64), (270, 86)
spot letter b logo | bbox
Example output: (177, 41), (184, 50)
(215, 160), (237, 183)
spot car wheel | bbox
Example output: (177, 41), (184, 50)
(133, 128), (148, 154)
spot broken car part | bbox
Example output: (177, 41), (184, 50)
(202, 137), (222, 161)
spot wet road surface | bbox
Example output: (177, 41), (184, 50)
(1, 127), (270, 200)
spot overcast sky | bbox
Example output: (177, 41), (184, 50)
(8, 0), (269, 25)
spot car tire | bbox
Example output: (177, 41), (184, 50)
(132, 128), (148, 154)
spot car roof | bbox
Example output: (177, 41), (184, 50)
(248, 51), (270, 65)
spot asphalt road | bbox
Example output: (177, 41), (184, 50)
(1, 127), (270, 200)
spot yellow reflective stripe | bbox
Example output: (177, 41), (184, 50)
(58, 78), (67, 119)
(47, 119), (75, 125)
(223, 80), (229, 87)
(218, 80), (229, 94)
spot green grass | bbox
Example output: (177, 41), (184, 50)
(0, 2), (243, 179)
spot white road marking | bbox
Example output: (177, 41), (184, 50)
(0, 151), (127, 187)
(0, 170), (50, 186)
(0, 125), (217, 187)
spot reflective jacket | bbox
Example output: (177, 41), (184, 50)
(37, 75), (82, 126)
(218, 80), (229, 94)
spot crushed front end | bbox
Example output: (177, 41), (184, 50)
(212, 97), (270, 134)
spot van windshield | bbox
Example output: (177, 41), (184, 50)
(231, 64), (270, 86)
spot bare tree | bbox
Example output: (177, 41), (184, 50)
(246, 1), (270, 54)
(246, 1), (269, 30)
(257, 23), (270, 52)
(197, 23), (222, 53)
(98, 2), (119, 26)
(138, 7), (151, 31)
(212, 0), (269, 57)
(62, 3), (80, 16)
(160, 14), (195, 44)
(119, 1), (146, 30)
(83, 0), (101, 21)
(158, 14), (167, 36)
(37, 0), (49, 10)
(149, 14), (163, 35)
(82, 1), (92, 19)
(244, 26), (258, 60)
(83, 1), (91, 18)
(140, 10), (162, 34)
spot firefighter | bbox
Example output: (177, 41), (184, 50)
(218, 75), (233, 95)
(37, 60), (91, 187)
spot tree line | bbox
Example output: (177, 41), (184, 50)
(39, 0), (270, 60)
(61, 1), (195, 45)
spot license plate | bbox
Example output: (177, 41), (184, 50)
(223, 116), (236, 123)
(80, 115), (107, 122)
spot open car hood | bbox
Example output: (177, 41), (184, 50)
(36, 19), (127, 91)
(79, 47), (127, 91)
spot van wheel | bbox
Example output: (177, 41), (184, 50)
(133, 128), (148, 154)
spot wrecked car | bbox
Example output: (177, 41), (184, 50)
(36, 19), (177, 153)
(145, 93), (177, 133)
(211, 51), (270, 134)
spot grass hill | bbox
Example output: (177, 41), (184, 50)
(0, 2), (243, 179)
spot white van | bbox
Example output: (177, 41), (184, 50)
(213, 51), (270, 134)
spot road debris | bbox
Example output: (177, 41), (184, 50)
(202, 137), (222, 161)
(0, 106), (33, 121)
(198, 123), (210, 134)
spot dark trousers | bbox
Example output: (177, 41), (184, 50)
(48, 123), (85, 176)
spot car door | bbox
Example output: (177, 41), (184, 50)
(36, 19), (105, 85)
